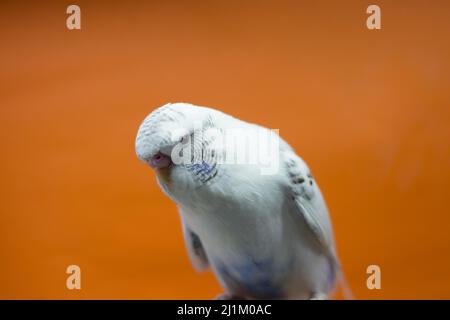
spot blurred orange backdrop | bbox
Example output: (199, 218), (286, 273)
(1, 0), (450, 299)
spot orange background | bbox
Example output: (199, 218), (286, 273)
(1, 0), (450, 299)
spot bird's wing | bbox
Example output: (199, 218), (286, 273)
(179, 211), (209, 272)
(282, 148), (337, 260)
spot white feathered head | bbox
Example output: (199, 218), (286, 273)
(135, 102), (225, 197)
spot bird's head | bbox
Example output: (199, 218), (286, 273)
(135, 102), (223, 198)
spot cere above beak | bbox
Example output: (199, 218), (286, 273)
(149, 152), (172, 169)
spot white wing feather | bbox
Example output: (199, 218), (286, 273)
(282, 146), (337, 260)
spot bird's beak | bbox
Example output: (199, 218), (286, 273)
(151, 152), (172, 185)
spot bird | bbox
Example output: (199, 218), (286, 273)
(135, 102), (349, 300)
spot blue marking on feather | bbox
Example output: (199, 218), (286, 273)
(191, 161), (215, 175)
(206, 162), (216, 174)
(216, 258), (284, 299)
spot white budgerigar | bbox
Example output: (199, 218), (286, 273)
(135, 102), (347, 299)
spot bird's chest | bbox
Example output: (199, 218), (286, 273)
(182, 197), (291, 295)
(182, 194), (283, 253)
